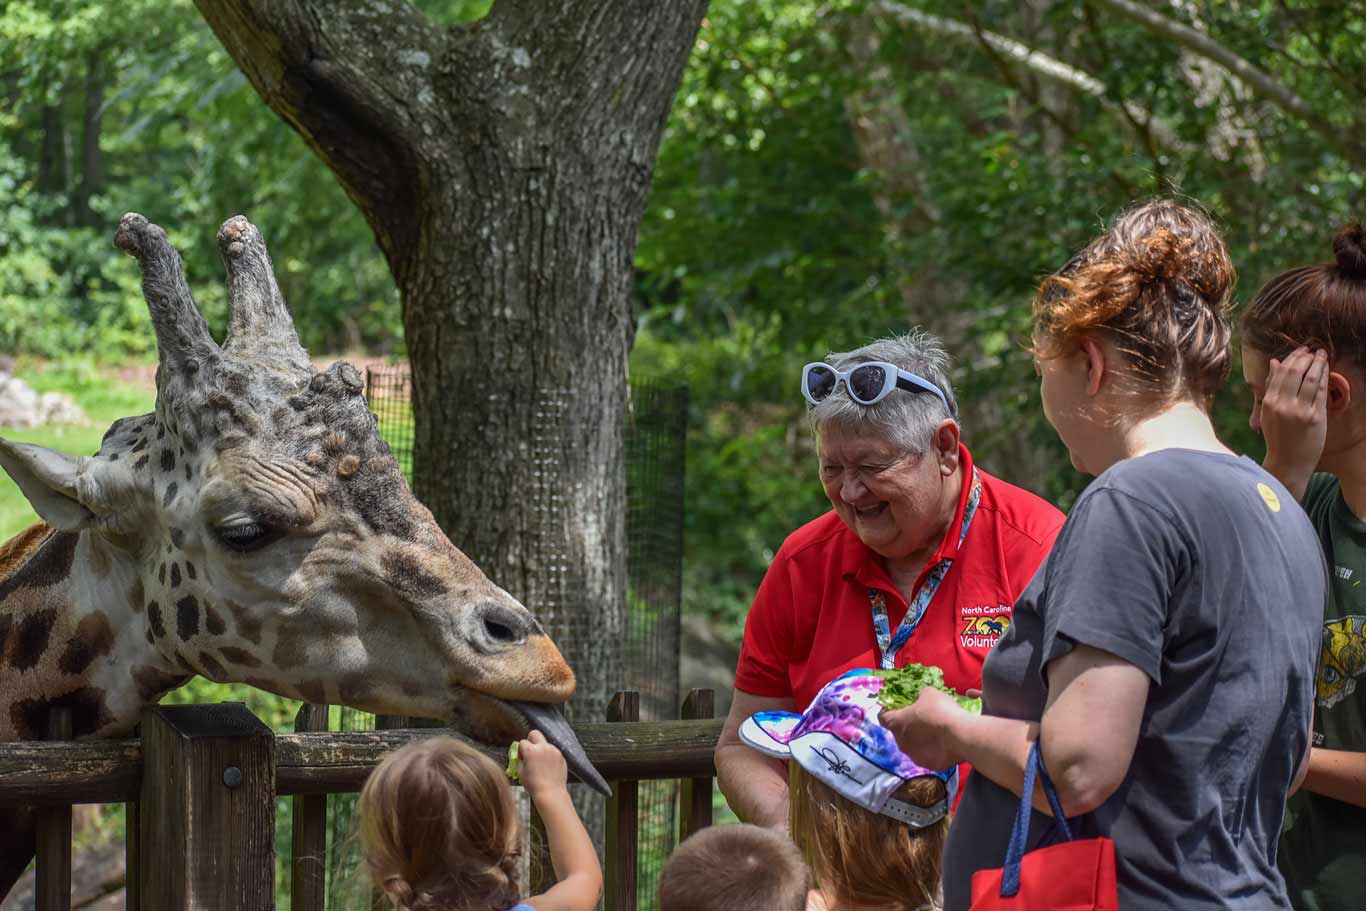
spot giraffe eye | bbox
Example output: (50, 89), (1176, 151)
(215, 520), (281, 553)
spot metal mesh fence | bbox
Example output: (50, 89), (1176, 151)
(354, 364), (688, 908)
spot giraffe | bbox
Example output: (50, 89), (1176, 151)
(0, 213), (609, 898)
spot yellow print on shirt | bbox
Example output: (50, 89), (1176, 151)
(1319, 616), (1366, 709)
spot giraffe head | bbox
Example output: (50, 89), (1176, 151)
(0, 214), (608, 793)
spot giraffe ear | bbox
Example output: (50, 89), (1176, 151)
(0, 438), (99, 531)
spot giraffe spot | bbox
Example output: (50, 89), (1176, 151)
(163, 482), (178, 508)
(131, 438), (148, 453)
(170, 564), (181, 588)
(169, 527), (184, 549)
(197, 652), (228, 681)
(127, 579), (144, 615)
(134, 454), (149, 471)
(184, 463), (192, 481)
(109, 452), (119, 461)
(160, 449), (175, 472)
(2, 609), (56, 672)
(185, 561), (197, 581)
(219, 646), (262, 669)
(183, 432), (197, 452)
(145, 629), (154, 646)
(157, 425), (166, 440)
(273, 634), (307, 671)
(132, 665), (190, 703)
(176, 596), (199, 640)
(148, 602), (166, 639)
(0, 530), (77, 601)
(11, 688), (113, 739)
(337, 455), (360, 478)
(294, 679), (327, 704)
(382, 551), (449, 598)
(338, 678), (374, 707)
(226, 601), (263, 646)
(57, 612), (115, 675)
(86, 537), (112, 578)
(158, 563), (166, 585)
(204, 604), (226, 636)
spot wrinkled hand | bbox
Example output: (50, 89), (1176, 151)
(880, 686), (968, 771)
(1262, 348), (1328, 490)
(517, 729), (568, 798)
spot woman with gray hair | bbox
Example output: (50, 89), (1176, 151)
(715, 331), (1064, 829)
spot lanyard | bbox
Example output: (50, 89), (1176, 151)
(870, 470), (981, 670)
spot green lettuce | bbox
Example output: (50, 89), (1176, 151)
(873, 663), (982, 715)
(506, 741), (521, 782)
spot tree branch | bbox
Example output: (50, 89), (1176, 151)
(192, 0), (444, 267)
(874, 0), (1194, 154)
(1089, 0), (1366, 167)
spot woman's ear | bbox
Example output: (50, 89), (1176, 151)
(934, 420), (961, 476)
(1078, 336), (1108, 397)
(1326, 369), (1354, 415)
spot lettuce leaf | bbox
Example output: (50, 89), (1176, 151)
(873, 663), (982, 715)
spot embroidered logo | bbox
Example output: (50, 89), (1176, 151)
(960, 604), (1012, 649)
(813, 746), (864, 783)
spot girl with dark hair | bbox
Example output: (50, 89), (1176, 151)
(883, 200), (1327, 910)
(1241, 222), (1366, 911)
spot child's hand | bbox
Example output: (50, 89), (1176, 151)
(517, 729), (568, 798)
(1262, 347), (1329, 490)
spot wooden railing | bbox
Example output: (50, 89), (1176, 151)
(0, 689), (722, 911)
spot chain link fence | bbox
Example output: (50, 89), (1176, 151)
(337, 364), (688, 909)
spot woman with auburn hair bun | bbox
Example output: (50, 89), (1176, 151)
(1241, 221), (1366, 911)
(880, 199), (1327, 910)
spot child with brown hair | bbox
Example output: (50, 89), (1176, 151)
(357, 730), (602, 911)
(741, 669), (955, 911)
(657, 823), (810, 911)
(1241, 222), (1366, 911)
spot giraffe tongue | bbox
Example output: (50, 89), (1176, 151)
(509, 700), (612, 797)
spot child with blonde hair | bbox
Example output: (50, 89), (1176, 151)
(358, 730), (601, 911)
(741, 669), (955, 911)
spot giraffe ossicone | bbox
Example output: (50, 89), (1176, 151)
(0, 212), (609, 895)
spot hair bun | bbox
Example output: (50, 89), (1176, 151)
(1333, 222), (1366, 280)
(1129, 227), (1194, 285)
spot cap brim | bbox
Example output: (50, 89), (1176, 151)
(739, 711), (802, 760)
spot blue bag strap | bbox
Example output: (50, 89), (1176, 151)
(999, 740), (1075, 897)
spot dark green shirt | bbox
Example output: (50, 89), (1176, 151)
(1279, 473), (1366, 911)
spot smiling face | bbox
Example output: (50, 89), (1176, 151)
(816, 425), (960, 567)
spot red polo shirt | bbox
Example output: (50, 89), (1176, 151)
(735, 446), (1064, 710)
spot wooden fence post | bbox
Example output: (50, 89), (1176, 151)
(604, 691), (639, 911)
(677, 689), (715, 842)
(125, 798), (140, 911)
(35, 707), (73, 911)
(291, 703), (330, 911)
(138, 702), (275, 910)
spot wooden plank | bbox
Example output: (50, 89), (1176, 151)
(604, 692), (639, 911)
(125, 799), (140, 911)
(0, 718), (725, 805)
(35, 707), (73, 911)
(138, 702), (275, 910)
(677, 689), (715, 842)
(291, 704), (329, 911)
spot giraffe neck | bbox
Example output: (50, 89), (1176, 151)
(0, 524), (186, 741)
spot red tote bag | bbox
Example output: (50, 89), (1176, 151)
(969, 742), (1119, 911)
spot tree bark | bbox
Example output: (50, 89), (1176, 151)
(193, 0), (707, 837)
(73, 50), (107, 228)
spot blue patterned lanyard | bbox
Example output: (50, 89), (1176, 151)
(870, 470), (981, 670)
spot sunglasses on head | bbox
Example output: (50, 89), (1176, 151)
(802, 361), (950, 411)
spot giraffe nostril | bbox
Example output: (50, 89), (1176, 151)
(484, 618), (518, 644)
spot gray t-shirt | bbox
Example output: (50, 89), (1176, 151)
(943, 450), (1325, 911)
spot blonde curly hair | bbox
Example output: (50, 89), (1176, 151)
(358, 737), (522, 911)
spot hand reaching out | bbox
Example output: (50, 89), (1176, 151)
(517, 729), (568, 798)
(1261, 347), (1328, 499)
(880, 686), (969, 772)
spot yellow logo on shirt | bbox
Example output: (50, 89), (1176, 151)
(1257, 483), (1281, 512)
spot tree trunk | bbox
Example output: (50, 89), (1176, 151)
(74, 51), (107, 228)
(36, 101), (70, 217)
(193, 0), (707, 838)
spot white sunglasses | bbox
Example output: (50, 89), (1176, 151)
(802, 361), (950, 412)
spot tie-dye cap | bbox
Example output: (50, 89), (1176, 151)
(739, 668), (957, 829)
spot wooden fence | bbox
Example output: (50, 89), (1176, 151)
(0, 689), (722, 911)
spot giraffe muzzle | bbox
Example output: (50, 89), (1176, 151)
(509, 700), (612, 796)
